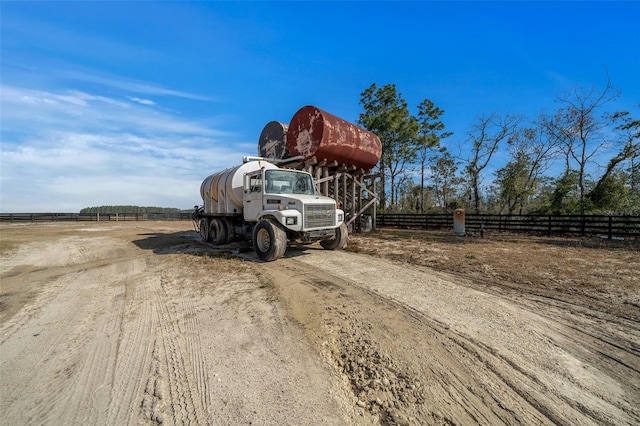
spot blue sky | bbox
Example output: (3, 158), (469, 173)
(1, 1), (639, 212)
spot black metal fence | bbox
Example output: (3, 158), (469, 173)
(0, 212), (192, 222)
(376, 213), (640, 239)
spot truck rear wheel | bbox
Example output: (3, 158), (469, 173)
(199, 218), (209, 242)
(253, 219), (287, 261)
(210, 218), (228, 246)
(223, 218), (235, 243)
(320, 222), (348, 250)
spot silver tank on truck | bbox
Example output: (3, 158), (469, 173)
(200, 161), (278, 215)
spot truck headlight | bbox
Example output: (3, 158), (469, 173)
(285, 217), (297, 225)
(338, 213), (344, 222)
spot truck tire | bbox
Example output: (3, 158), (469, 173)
(223, 218), (235, 243)
(210, 218), (228, 246)
(199, 218), (209, 242)
(320, 222), (348, 250)
(253, 219), (287, 261)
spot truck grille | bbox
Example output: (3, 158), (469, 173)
(304, 204), (335, 229)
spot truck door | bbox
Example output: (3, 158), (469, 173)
(243, 171), (263, 221)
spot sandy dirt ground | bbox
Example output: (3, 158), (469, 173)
(0, 221), (638, 425)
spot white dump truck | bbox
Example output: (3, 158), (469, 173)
(193, 156), (348, 261)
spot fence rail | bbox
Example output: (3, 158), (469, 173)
(0, 212), (192, 223)
(376, 213), (640, 239)
(3, 212), (639, 239)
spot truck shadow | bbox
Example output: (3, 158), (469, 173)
(132, 229), (316, 262)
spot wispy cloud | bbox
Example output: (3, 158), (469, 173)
(1, 84), (226, 137)
(1, 84), (253, 212)
(60, 70), (214, 101)
(128, 96), (156, 106)
(1, 131), (250, 212)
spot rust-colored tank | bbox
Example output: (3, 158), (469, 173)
(258, 121), (290, 159)
(286, 106), (381, 170)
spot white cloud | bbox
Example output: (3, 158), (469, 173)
(2, 85), (219, 135)
(1, 85), (254, 212)
(1, 129), (255, 212)
(128, 96), (156, 106)
(60, 70), (214, 101)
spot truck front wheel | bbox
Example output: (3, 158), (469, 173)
(253, 219), (287, 261)
(320, 222), (348, 250)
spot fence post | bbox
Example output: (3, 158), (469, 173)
(424, 215), (428, 230)
(548, 216), (552, 237)
(608, 216), (613, 240)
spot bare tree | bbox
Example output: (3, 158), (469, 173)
(542, 76), (620, 214)
(496, 123), (562, 214)
(464, 113), (521, 213)
(430, 148), (462, 212)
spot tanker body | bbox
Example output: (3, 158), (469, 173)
(194, 157), (347, 261)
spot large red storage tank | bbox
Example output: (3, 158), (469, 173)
(286, 106), (381, 170)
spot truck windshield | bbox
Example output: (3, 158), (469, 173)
(265, 170), (315, 195)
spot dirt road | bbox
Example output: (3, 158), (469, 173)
(1, 221), (638, 425)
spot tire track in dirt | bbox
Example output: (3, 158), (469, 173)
(0, 230), (188, 425)
(0, 253), (148, 338)
(144, 267), (211, 425)
(2, 224), (351, 426)
(7, 222), (635, 425)
(443, 270), (640, 358)
(0, 269), (79, 406)
(265, 247), (639, 425)
(259, 256), (522, 424)
(181, 299), (213, 415)
(1, 255), (149, 424)
(429, 269), (640, 418)
(107, 272), (158, 425)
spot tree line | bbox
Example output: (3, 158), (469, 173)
(357, 76), (639, 215)
(80, 206), (190, 214)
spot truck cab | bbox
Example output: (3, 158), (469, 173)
(243, 167), (345, 237)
